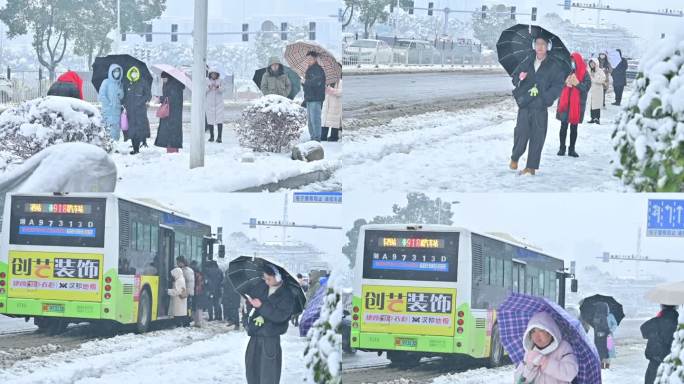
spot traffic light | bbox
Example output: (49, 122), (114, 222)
(145, 24), (152, 42)
(281, 22), (288, 41)
(390, 0), (396, 13)
(481, 5), (487, 19)
(309, 22), (316, 41)
(408, 0), (414, 14)
(171, 24), (178, 42)
(564, 0), (571, 10)
(531, 7), (537, 21)
(602, 252), (610, 262)
(510, 6), (516, 20)
(428, 2), (433, 16)
(242, 23), (249, 42)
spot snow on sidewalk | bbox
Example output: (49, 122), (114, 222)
(112, 126), (341, 193)
(338, 98), (629, 193)
(0, 324), (307, 384)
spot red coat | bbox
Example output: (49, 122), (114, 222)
(57, 71), (84, 100)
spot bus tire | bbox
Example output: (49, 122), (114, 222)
(488, 323), (505, 368)
(46, 318), (68, 336)
(34, 317), (49, 333)
(387, 351), (421, 368)
(136, 288), (152, 334)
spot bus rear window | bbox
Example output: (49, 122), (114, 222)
(9, 196), (106, 248)
(362, 230), (459, 282)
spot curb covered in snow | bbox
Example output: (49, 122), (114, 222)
(343, 65), (505, 76)
(235, 169), (334, 192)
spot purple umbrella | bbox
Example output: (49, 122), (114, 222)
(298, 280), (328, 337)
(498, 293), (601, 384)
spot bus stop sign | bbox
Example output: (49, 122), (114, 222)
(647, 199), (684, 237)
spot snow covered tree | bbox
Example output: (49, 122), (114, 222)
(236, 95), (306, 153)
(471, 4), (515, 50)
(357, 0), (391, 38)
(342, 192), (454, 266)
(304, 282), (343, 384)
(612, 34), (684, 192)
(0, 97), (113, 171)
(655, 324), (684, 383)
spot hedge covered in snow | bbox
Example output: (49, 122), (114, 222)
(0, 96), (113, 172)
(612, 33), (684, 192)
(304, 283), (343, 384)
(236, 95), (306, 153)
(655, 324), (684, 384)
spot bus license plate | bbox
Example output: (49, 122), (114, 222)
(42, 303), (65, 313)
(395, 337), (417, 348)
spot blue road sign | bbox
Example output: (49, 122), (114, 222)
(249, 218), (257, 229)
(647, 199), (684, 237)
(293, 192), (342, 204)
(564, 0), (571, 10)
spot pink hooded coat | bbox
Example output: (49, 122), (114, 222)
(514, 312), (579, 384)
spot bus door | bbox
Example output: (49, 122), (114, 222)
(157, 226), (175, 317)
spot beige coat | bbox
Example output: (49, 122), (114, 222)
(205, 77), (225, 125)
(323, 79), (343, 129)
(589, 60), (606, 111)
(167, 267), (187, 317)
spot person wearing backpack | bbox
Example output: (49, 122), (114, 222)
(590, 302), (611, 369)
(641, 305), (679, 384)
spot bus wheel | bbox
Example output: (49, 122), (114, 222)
(46, 319), (68, 336)
(488, 323), (505, 368)
(136, 289), (152, 334)
(387, 351), (421, 368)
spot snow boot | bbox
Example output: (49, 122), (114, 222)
(216, 124), (223, 143)
(557, 146), (566, 156)
(568, 148), (579, 157)
(509, 160), (518, 170)
(519, 168), (536, 176)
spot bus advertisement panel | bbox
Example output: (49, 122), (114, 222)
(7, 251), (103, 302)
(361, 285), (456, 337)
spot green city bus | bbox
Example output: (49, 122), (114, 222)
(350, 224), (572, 367)
(0, 193), (214, 334)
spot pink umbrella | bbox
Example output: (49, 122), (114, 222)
(151, 64), (193, 90)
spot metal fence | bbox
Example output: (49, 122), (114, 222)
(342, 37), (483, 67)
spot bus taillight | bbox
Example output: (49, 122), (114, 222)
(352, 314), (359, 321)
(0, 272), (5, 279)
(353, 306), (359, 313)
(458, 311), (464, 317)
(105, 277), (112, 284)
(457, 327), (464, 334)
(105, 285), (111, 292)
(104, 293), (111, 300)
(457, 319), (464, 326)
(0, 280), (5, 287)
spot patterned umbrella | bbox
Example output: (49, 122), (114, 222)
(498, 293), (602, 384)
(284, 41), (341, 84)
(298, 280), (328, 337)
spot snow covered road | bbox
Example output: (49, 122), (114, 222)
(0, 323), (307, 384)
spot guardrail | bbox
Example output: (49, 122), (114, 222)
(342, 44), (482, 67)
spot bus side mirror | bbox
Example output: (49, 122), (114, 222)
(571, 279), (578, 293)
(218, 244), (226, 258)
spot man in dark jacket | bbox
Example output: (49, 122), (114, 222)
(123, 66), (152, 155)
(244, 264), (295, 384)
(222, 269), (241, 329)
(302, 51), (326, 142)
(611, 49), (628, 106)
(641, 305), (679, 384)
(509, 36), (566, 176)
(204, 260), (223, 321)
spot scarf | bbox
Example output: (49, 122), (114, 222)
(557, 52), (587, 125)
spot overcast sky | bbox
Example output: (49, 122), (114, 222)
(344, 192), (684, 282)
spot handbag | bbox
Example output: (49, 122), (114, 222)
(120, 108), (128, 131)
(156, 97), (170, 119)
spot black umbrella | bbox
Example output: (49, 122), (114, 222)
(496, 24), (572, 77)
(227, 256), (306, 316)
(252, 66), (302, 100)
(579, 294), (625, 325)
(91, 54), (153, 92)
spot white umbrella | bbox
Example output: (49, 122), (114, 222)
(607, 50), (622, 68)
(645, 281), (684, 305)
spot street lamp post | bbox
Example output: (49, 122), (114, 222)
(190, 0), (208, 169)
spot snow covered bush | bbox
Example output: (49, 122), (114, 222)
(236, 95), (306, 153)
(612, 33), (684, 192)
(655, 324), (684, 383)
(0, 96), (113, 172)
(303, 284), (343, 384)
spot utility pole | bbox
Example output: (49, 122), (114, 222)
(282, 193), (289, 246)
(190, 0), (208, 169)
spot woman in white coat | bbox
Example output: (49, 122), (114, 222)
(168, 266), (188, 327)
(321, 73), (342, 142)
(588, 58), (606, 124)
(205, 69), (225, 143)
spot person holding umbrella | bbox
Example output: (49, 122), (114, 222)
(97, 64), (124, 141)
(556, 52), (590, 157)
(302, 51), (326, 142)
(641, 304), (679, 384)
(509, 36), (566, 176)
(123, 66), (152, 155)
(244, 263), (296, 384)
(260, 57), (292, 98)
(514, 311), (579, 384)
(154, 72), (185, 153)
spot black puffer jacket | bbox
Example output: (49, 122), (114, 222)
(303, 63), (326, 102)
(641, 307), (679, 362)
(246, 280), (295, 337)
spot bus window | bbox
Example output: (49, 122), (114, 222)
(361, 230), (459, 282)
(512, 263), (519, 292)
(136, 223), (144, 251)
(504, 259), (512, 288)
(143, 223), (151, 251)
(538, 271), (545, 296)
(131, 221), (138, 250)
(483, 254), (491, 285)
(151, 226), (158, 254)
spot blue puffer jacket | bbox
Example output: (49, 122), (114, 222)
(98, 64), (123, 130)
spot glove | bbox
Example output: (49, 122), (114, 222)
(528, 84), (539, 97)
(253, 316), (265, 327)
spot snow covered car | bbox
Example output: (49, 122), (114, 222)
(392, 39), (440, 65)
(0, 76), (13, 103)
(343, 39), (392, 65)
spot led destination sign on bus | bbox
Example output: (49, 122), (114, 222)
(379, 237), (444, 249)
(371, 254), (449, 272)
(25, 203), (92, 214)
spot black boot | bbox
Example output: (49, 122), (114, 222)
(320, 127), (329, 142)
(216, 124), (223, 143)
(208, 125), (214, 142)
(568, 148), (579, 157)
(557, 145), (566, 156)
(329, 128), (340, 142)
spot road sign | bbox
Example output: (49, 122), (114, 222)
(564, 0), (571, 10)
(249, 218), (257, 229)
(647, 199), (684, 237)
(293, 192), (342, 204)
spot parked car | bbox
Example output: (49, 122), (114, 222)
(392, 39), (440, 65)
(0, 76), (13, 103)
(343, 39), (392, 65)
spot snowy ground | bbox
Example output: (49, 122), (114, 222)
(343, 64), (504, 76)
(112, 123), (341, 193)
(0, 315), (37, 334)
(0, 321), (307, 384)
(332, 94), (630, 193)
